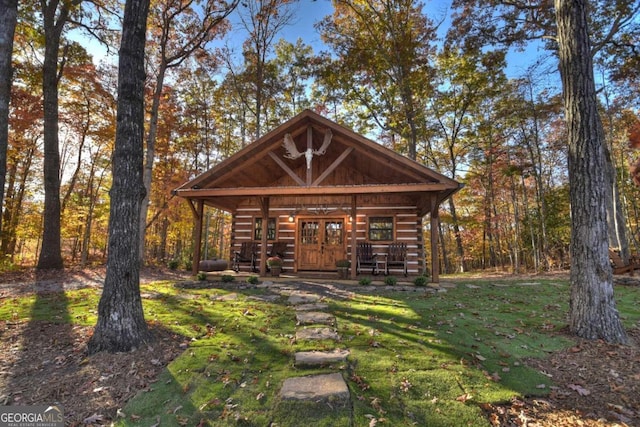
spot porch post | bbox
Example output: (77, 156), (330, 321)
(350, 195), (357, 279)
(430, 198), (440, 283)
(192, 199), (204, 275)
(418, 215), (426, 276)
(259, 197), (270, 276)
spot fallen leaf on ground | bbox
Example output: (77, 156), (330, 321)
(83, 414), (103, 424)
(456, 393), (473, 402)
(568, 383), (591, 396)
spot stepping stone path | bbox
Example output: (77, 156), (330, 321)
(280, 372), (349, 400)
(268, 285), (353, 425)
(296, 311), (335, 325)
(295, 326), (340, 341)
(294, 349), (350, 367)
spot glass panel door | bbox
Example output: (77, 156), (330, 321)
(297, 218), (345, 270)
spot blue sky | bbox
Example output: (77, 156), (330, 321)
(70, 0), (546, 80)
(228, 0), (545, 79)
(226, 0), (453, 54)
(280, 0), (334, 50)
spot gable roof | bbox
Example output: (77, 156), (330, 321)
(174, 109), (462, 216)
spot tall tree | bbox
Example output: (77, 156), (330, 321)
(33, 0), (120, 269)
(512, 74), (564, 271)
(139, 0), (236, 265)
(555, 0), (627, 343)
(88, 0), (152, 353)
(226, 0), (296, 141)
(270, 38), (314, 117)
(0, 0), (18, 244)
(37, 0), (81, 269)
(317, 0), (436, 159)
(450, 0), (635, 344)
(425, 47), (507, 273)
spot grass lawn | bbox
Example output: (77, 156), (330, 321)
(1, 275), (639, 426)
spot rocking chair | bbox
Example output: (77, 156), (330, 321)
(385, 242), (408, 277)
(267, 241), (288, 272)
(356, 242), (380, 275)
(268, 241), (288, 258)
(233, 242), (258, 273)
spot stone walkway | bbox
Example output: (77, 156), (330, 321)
(265, 283), (353, 425)
(247, 280), (437, 425)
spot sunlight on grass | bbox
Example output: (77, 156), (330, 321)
(1, 277), (639, 426)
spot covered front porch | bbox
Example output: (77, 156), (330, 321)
(174, 110), (462, 283)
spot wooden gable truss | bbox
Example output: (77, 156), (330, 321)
(174, 110), (462, 282)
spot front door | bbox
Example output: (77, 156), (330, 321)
(297, 218), (345, 270)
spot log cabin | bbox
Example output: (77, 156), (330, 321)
(174, 110), (462, 282)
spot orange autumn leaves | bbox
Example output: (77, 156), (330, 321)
(628, 119), (640, 186)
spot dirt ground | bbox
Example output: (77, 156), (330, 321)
(0, 267), (638, 426)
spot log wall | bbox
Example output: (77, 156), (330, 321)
(230, 197), (425, 276)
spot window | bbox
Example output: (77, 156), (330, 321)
(368, 216), (394, 241)
(300, 221), (319, 244)
(254, 217), (276, 240)
(324, 221), (343, 245)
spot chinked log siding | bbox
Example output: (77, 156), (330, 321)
(232, 202), (424, 275)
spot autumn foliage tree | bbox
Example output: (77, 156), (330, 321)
(139, 0), (237, 265)
(449, 0), (635, 343)
(629, 118), (640, 186)
(317, 0), (437, 160)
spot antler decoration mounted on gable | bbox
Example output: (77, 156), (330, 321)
(282, 129), (333, 169)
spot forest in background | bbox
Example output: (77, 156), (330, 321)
(3, 0), (640, 275)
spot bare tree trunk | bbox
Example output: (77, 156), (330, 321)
(523, 80), (551, 270)
(512, 77), (552, 270)
(139, 63), (166, 266)
(38, 0), (71, 270)
(555, 0), (627, 344)
(2, 144), (35, 257)
(601, 83), (630, 260)
(88, 0), (151, 354)
(81, 158), (107, 265)
(0, 0), (17, 244)
(448, 198), (466, 272)
(1, 162), (17, 256)
(61, 97), (90, 213)
(507, 162), (522, 274)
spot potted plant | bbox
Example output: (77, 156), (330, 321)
(267, 256), (283, 277)
(336, 259), (350, 279)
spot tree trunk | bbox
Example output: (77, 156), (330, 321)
(555, 0), (627, 344)
(523, 80), (551, 270)
(81, 158), (107, 265)
(61, 102), (89, 213)
(2, 145), (35, 258)
(0, 0), (17, 243)
(37, 0), (69, 270)
(601, 85), (630, 261)
(139, 62), (166, 265)
(1, 162), (16, 256)
(88, 0), (151, 354)
(448, 197), (466, 273)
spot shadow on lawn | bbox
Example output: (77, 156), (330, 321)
(117, 285), (299, 425)
(5, 270), (74, 407)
